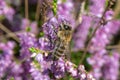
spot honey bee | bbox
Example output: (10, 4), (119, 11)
(52, 21), (72, 60)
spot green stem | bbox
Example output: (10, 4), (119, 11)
(52, 0), (57, 16)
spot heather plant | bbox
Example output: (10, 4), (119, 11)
(0, 0), (120, 80)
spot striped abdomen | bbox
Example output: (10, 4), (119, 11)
(53, 41), (67, 59)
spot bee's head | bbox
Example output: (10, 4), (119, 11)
(57, 24), (72, 42)
(59, 24), (72, 31)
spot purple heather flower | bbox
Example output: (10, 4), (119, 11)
(57, 0), (75, 27)
(30, 64), (50, 80)
(21, 19), (30, 29)
(19, 32), (37, 59)
(89, 20), (120, 53)
(87, 16), (120, 79)
(30, 53), (52, 80)
(43, 17), (59, 40)
(88, 51), (120, 80)
(4, 7), (15, 21)
(65, 61), (78, 77)
(89, 0), (106, 17)
(73, 15), (93, 51)
(35, 53), (52, 71)
(104, 10), (114, 20)
(102, 51), (119, 80)
(87, 53), (105, 79)
(21, 19), (38, 34)
(0, 41), (15, 78)
(38, 37), (54, 51)
(65, 61), (95, 80)
(0, 0), (15, 20)
(6, 62), (24, 80)
(51, 58), (66, 79)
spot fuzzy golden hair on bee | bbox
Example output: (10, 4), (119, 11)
(57, 22), (72, 44)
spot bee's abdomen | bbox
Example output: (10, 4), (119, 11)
(54, 44), (66, 59)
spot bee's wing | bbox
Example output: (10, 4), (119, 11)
(65, 43), (71, 61)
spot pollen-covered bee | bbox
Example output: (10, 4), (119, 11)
(52, 21), (72, 60)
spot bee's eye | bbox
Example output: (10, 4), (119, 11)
(64, 25), (71, 30)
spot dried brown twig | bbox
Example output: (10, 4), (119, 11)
(0, 30), (24, 39)
(35, 0), (52, 25)
(25, 0), (29, 19)
(0, 23), (20, 42)
(113, 0), (120, 18)
(40, 0), (52, 24)
(35, 0), (41, 21)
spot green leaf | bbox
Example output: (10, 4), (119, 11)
(0, 50), (3, 54)
(105, 0), (109, 7)
(33, 60), (41, 69)
(10, 77), (14, 80)
(69, 77), (74, 80)
(29, 47), (45, 54)
(29, 47), (38, 53)
(71, 51), (92, 71)
(52, 0), (57, 15)
(0, 15), (5, 21)
(62, 0), (66, 2)
(26, 27), (31, 32)
(38, 32), (44, 37)
(84, 0), (89, 11)
(115, 13), (120, 19)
